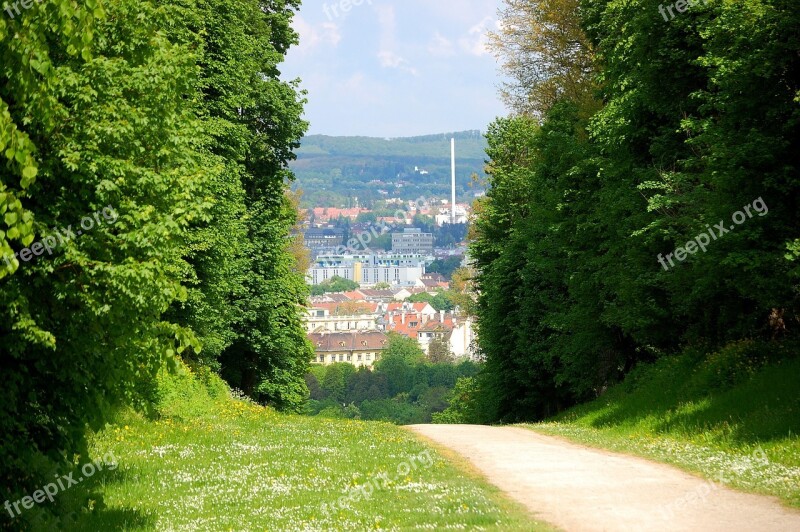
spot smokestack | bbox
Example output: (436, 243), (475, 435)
(451, 138), (456, 224)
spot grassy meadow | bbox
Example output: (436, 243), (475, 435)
(55, 363), (540, 531)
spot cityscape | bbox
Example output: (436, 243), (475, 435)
(299, 145), (479, 366)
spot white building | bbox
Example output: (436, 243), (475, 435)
(449, 318), (477, 360)
(435, 204), (469, 226)
(303, 307), (378, 333)
(307, 253), (428, 287)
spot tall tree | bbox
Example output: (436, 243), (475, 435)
(471, 0), (800, 423)
(1, 0), (205, 524)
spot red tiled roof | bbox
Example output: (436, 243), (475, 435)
(419, 318), (455, 333)
(308, 331), (389, 352)
(383, 312), (426, 339)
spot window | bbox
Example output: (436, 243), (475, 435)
(366, 354), (371, 361)
(347, 355), (352, 361)
(358, 355), (362, 361)
(330, 355), (336, 363)
(339, 354), (344, 361)
(361, 340), (368, 347)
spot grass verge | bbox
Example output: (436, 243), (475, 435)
(62, 361), (539, 531)
(522, 341), (800, 508)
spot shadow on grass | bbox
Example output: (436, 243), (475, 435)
(70, 507), (155, 531)
(62, 465), (157, 531)
(562, 347), (800, 446)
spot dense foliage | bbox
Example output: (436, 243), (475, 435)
(406, 292), (455, 312)
(425, 256), (465, 280)
(472, 0), (800, 422)
(309, 275), (360, 295)
(0, 0), (309, 526)
(305, 335), (481, 424)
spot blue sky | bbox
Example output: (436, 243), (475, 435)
(280, 0), (508, 137)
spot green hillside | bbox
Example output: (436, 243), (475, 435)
(291, 131), (489, 207)
(296, 131), (488, 159)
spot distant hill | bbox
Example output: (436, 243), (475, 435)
(290, 131), (488, 208)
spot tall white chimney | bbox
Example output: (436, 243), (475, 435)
(450, 138), (456, 224)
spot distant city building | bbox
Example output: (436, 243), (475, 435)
(304, 228), (345, 250)
(303, 303), (380, 334)
(416, 273), (449, 290)
(307, 253), (428, 287)
(435, 204), (469, 226)
(310, 207), (366, 223)
(309, 331), (388, 367)
(392, 228), (434, 254)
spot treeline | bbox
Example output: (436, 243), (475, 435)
(295, 132), (488, 159)
(0, 0), (310, 527)
(295, 159), (482, 210)
(471, 0), (800, 422)
(306, 335), (480, 424)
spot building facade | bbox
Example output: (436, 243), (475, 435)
(308, 331), (389, 367)
(307, 253), (428, 287)
(304, 228), (345, 249)
(392, 228), (434, 254)
(303, 307), (379, 334)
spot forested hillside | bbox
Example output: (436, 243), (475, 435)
(469, 0), (800, 421)
(0, 0), (311, 527)
(290, 131), (488, 206)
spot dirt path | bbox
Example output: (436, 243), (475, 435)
(408, 424), (800, 532)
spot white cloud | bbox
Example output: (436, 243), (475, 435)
(293, 16), (342, 54)
(427, 32), (455, 57)
(375, 5), (418, 76)
(377, 50), (419, 76)
(458, 16), (494, 57)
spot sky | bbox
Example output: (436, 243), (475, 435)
(280, 0), (508, 138)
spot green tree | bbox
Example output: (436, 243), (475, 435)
(433, 377), (482, 424)
(310, 275), (360, 295)
(1, 0), (205, 522)
(426, 256), (464, 279)
(356, 211), (378, 224)
(427, 337), (454, 364)
(375, 334), (425, 396)
(321, 363), (357, 403)
(471, 0), (800, 424)
(407, 292), (454, 312)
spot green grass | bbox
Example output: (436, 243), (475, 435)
(64, 363), (541, 531)
(522, 340), (800, 507)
